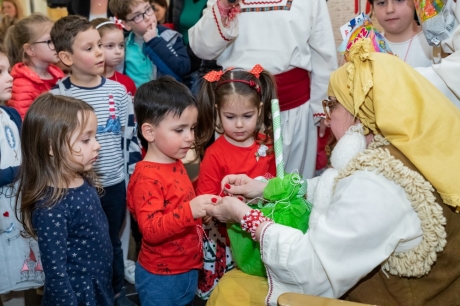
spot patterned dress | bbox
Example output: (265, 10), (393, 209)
(0, 106), (44, 294)
(33, 181), (113, 306)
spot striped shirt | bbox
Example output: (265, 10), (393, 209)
(51, 77), (129, 187)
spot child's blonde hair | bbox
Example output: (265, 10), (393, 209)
(4, 13), (53, 66)
(16, 93), (100, 239)
(2, 0), (25, 20)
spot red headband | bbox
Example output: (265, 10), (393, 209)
(204, 64), (264, 96)
(216, 79), (261, 95)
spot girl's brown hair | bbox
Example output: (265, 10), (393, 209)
(197, 68), (277, 155)
(90, 17), (123, 38)
(16, 93), (100, 239)
(4, 13), (53, 66)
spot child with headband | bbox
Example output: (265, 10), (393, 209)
(92, 18), (137, 98)
(195, 65), (277, 299)
(92, 17), (142, 287)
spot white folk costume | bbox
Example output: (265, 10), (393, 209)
(189, 0), (338, 179)
(207, 39), (460, 305)
(0, 107), (44, 296)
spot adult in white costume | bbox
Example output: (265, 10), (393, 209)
(206, 39), (460, 306)
(189, 0), (338, 179)
(416, 0), (460, 108)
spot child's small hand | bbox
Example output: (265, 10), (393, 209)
(143, 23), (157, 42)
(190, 195), (219, 219)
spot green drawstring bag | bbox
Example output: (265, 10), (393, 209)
(227, 173), (311, 277)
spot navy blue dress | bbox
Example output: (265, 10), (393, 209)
(33, 180), (113, 306)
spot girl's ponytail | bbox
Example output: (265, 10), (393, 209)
(196, 78), (218, 158)
(256, 69), (277, 148)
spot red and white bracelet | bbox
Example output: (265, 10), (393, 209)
(240, 209), (273, 241)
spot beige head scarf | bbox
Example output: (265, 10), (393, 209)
(328, 38), (460, 209)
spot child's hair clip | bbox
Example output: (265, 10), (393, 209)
(113, 17), (125, 30)
(203, 67), (234, 82)
(249, 64), (263, 79)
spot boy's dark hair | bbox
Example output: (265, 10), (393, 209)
(367, 0), (373, 5)
(109, 0), (146, 21)
(50, 15), (93, 54)
(134, 76), (207, 155)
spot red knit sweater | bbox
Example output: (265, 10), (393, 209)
(127, 160), (203, 274)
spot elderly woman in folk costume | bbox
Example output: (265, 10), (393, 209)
(205, 38), (460, 305)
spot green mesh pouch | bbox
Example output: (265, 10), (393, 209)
(227, 173), (312, 277)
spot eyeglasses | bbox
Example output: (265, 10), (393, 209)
(32, 39), (55, 51)
(322, 98), (337, 120)
(126, 5), (155, 24)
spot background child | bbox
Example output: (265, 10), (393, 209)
(109, 0), (191, 87)
(127, 76), (215, 306)
(369, 0), (433, 67)
(4, 13), (64, 119)
(92, 17), (142, 286)
(0, 44), (44, 306)
(195, 66), (277, 299)
(49, 15), (135, 306)
(16, 93), (112, 306)
(91, 18), (137, 97)
(151, 0), (170, 27)
(1, 0), (24, 21)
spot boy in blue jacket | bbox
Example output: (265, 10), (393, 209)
(109, 0), (190, 87)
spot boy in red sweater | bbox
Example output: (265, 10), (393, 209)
(127, 76), (215, 306)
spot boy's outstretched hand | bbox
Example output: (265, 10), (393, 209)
(190, 195), (220, 219)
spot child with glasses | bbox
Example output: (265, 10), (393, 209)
(109, 0), (190, 87)
(4, 13), (64, 119)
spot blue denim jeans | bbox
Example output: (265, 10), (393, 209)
(135, 262), (198, 306)
(100, 181), (126, 297)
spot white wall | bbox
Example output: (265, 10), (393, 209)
(19, 0), (48, 15)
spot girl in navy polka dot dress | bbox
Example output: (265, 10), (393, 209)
(16, 93), (114, 306)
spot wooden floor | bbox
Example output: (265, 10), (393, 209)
(17, 281), (207, 306)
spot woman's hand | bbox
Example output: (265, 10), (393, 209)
(207, 196), (251, 223)
(221, 174), (267, 199)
